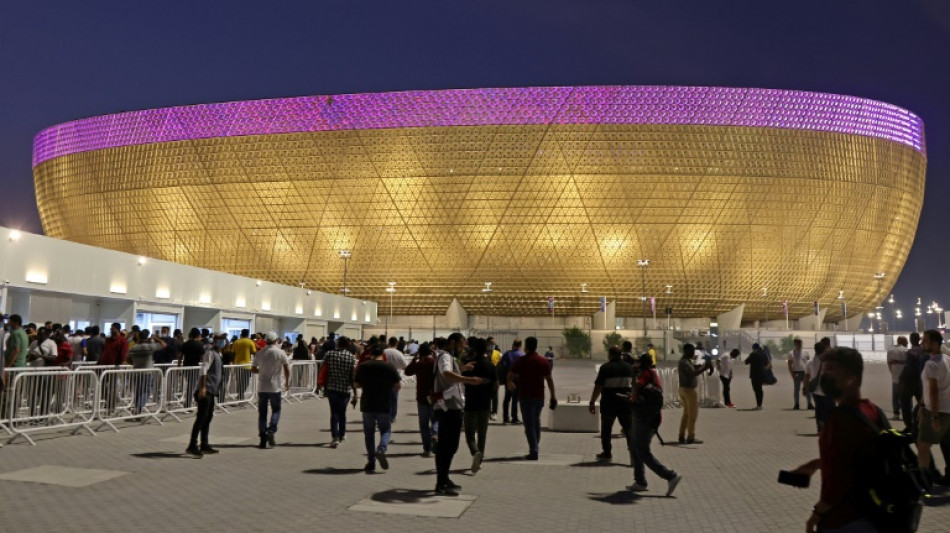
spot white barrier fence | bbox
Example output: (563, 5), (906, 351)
(0, 359), (321, 445)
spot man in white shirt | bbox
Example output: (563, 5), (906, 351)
(786, 339), (812, 410)
(917, 330), (950, 478)
(886, 336), (909, 421)
(252, 332), (291, 449)
(384, 336), (407, 423)
(717, 349), (738, 408)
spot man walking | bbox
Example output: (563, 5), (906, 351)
(589, 346), (635, 462)
(499, 340), (524, 424)
(186, 333), (223, 457)
(899, 332), (924, 432)
(405, 342), (438, 457)
(355, 344), (402, 473)
(252, 332), (291, 449)
(462, 337), (497, 474)
(744, 343), (770, 411)
(787, 339), (812, 410)
(886, 335), (909, 421)
(324, 336), (357, 448)
(383, 336), (407, 423)
(677, 343), (710, 443)
(508, 336), (557, 460)
(232, 329), (256, 400)
(433, 334), (484, 495)
(916, 329), (950, 484)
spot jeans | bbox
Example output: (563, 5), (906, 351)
(503, 387), (519, 422)
(599, 403), (634, 455)
(891, 382), (900, 416)
(417, 401), (439, 453)
(520, 398), (544, 454)
(632, 414), (674, 485)
(751, 379), (764, 407)
(490, 386), (498, 414)
(326, 390), (350, 440)
(362, 412), (392, 466)
(189, 393), (215, 447)
(720, 376), (732, 405)
(678, 387), (699, 439)
(133, 374), (153, 413)
(464, 410), (490, 455)
(258, 391), (282, 437)
(792, 371), (811, 408)
(390, 389), (399, 421)
(434, 409), (463, 486)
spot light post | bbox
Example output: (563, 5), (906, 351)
(915, 306), (922, 332)
(637, 259), (649, 340)
(935, 304), (944, 328)
(339, 250), (352, 295)
(896, 309), (903, 331)
(762, 287), (769, 327)
(665, 284), (673, 331)
(837, 290), (847, 331)
(385, 282), (396, 337)
(867, 312), (876, 332)
(927, 305), (934, 330)
(482, 282), (492, 330)
(888, 294), (896, 333)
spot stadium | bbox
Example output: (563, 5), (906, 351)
(32, 86), (926, 322)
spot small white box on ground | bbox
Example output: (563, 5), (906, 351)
(548, 400), (599, 432)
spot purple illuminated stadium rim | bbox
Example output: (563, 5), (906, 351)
(32, 85), (926, 167)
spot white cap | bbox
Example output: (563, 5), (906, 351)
(265, 331), (279, 342)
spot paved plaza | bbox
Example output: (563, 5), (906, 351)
(1, 359), (948, 532)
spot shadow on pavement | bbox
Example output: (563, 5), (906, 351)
(570, 460), (625, 468)
(371, 489), (436, 504)
(482, 455), (532, 463)
(303, 467), (366, 475)
(388, 440), (424, 446)
(588, 490), (667, 504)
(795, 432), (820, 437)
(413, 468), (467, 476)
(132, 452), (190, 460)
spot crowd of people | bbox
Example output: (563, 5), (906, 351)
(3, 316), (945, 530)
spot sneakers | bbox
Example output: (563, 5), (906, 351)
(685, 437), (703, 444)
(445, 479), (462, 489)
(627, 483), (648, 492)
(596, 452), (613, 461)
(435, 484), (459, 496)
(666, 473), (683, 497)
(199, 445), (219, 454)
(726, 403), (736, 408)
(339, 436), (346, 442)
(266, 430), (276, 447)
(754, 406), (763, 411)
(490, 413), (497, 421)
(376, 447), (389, 470)
(258, 439), (267, 449)
(793, 405), (800, 410)
(185, 445), (203, 458)
(329, 439), (339, 449)
(678, 436), (686, 444)
(524, 452), (539, 461)
(511, 419), (522, 425)
(364, 462), (375, 473)
(471, 451), (483, 473)
(422, 451), (431, 458)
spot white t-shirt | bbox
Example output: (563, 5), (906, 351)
(433, 351), (464, 411)
(922, 353), (950, 414)
(886, 345), (908, 384)
(719, 356), (734, 378)
(384, 348), (407, 371)
(806, 355), (824, 397)
(787, 349), (810, 372)
(253, 345), (291, 393)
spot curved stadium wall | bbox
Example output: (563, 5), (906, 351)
(32, 86), (926, 319)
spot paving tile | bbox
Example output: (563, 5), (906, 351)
(0, 465), (128, 487)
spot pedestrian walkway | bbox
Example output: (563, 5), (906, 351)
(0, 360), (947, 532)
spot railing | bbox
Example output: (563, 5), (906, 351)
(161, 366), (202, 422)
(216, 365), (256, 413)
(5, 369), (98, 445)
(286, 361), (319, 402)
(95, 368), (164, 431)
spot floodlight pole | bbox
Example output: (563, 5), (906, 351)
(637, 260), (649, 340)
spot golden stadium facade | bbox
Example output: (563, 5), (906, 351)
(32, 86), (926, 319)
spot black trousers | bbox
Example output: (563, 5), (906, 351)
(720, 376), (732, 405)
(434, 409), (463, 487)
(600, 404), (634, 455)
(751, 379), (764, 407)
(190, 393), (215, 447)
(503, 387), (519, 421)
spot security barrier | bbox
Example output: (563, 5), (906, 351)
(161, 366), (202, 422)
(5, 369), (98, 445)
(216, 365), (257, 413)
(286, 361), (319, 402)
(95, 368), (164, 431)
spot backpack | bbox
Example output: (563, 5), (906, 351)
(634, 371), (664, 424)
(838, 405), (926, 533)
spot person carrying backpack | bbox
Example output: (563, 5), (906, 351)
(788, 347), (925, 533)
(627, 353), (682, 497)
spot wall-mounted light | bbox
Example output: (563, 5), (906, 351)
(261, 301), (271, 311)
(9, 230), (22, 242)
(255, 280), (262, 287)
(235, 297), (246, 308)
(314, 307), (322, 317)
(155, 288), (170, 299)
(199, 294), (212, 304)
(25, 271), (47, 285)
(109, 283), (127, 295)
(137, 257), (147, 266)
(295, 305), (303, 314)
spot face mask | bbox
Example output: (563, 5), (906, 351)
(819, 375), (842, 399)
(215, 340), (226, 348)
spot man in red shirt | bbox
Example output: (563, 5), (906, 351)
(98, 322), (129, 414)
(788, 347), (883, 532)
(507, 336), (557, 460)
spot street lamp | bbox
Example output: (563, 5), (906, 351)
(339, 250), (352, 295)
(915, 306), (922, 331)
(896, 309), (903, 331)
(482, 282), (493, 330)
(385, 282), (396, 337)
(888, 294), (896, 333)
(637, 259), (650, 339)
(867, 312), (876, 332)
(837, 290), (847, 331)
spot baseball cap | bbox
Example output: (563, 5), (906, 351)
(265, 331), (279, 342)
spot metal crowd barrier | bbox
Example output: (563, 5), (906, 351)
(286, 361), (319, 403)
(5, 369), (98, 446)
(161, 366), (203, 422)
(216, 365), (256, 413)
(95, 368), (164, 431)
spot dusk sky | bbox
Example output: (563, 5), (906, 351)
(1, 1), (947, 320)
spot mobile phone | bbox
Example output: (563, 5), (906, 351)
(777, 470), (810, 488)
